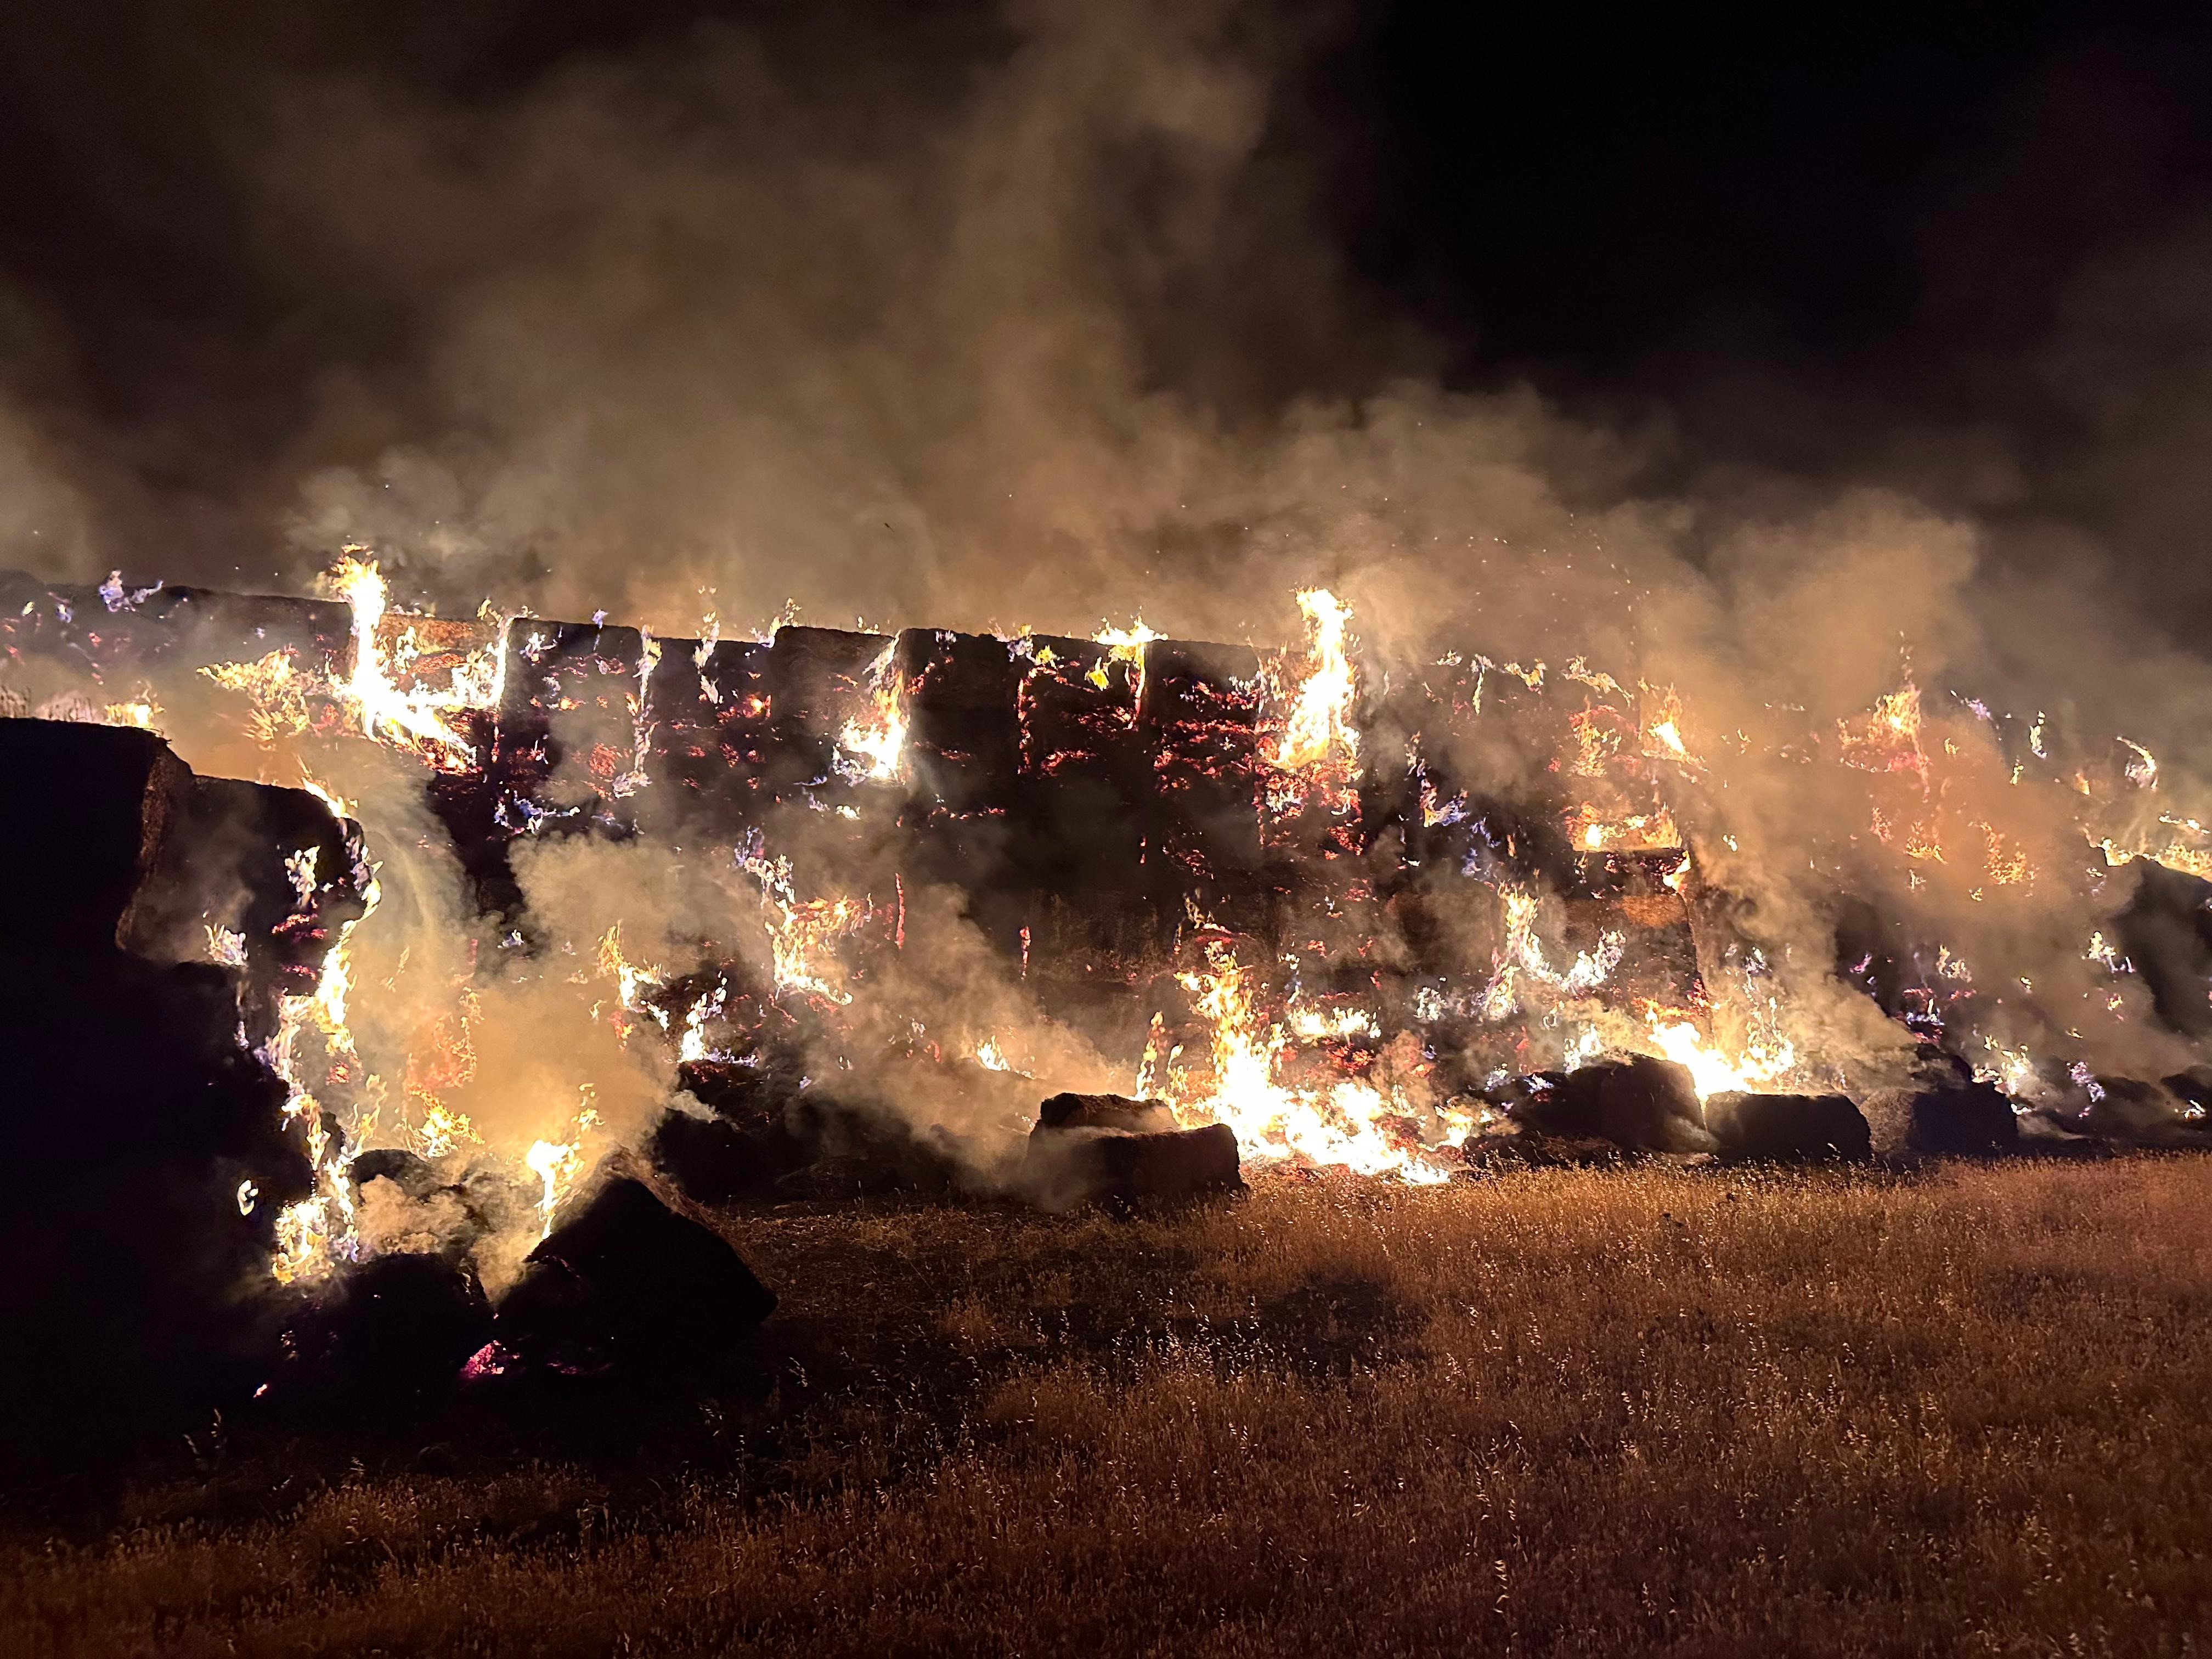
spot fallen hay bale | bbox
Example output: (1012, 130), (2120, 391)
(493, 1176), (775, 1374)
(1860, 1077), (2019, 1156)
(1703, 1091), (1872, 1162)
(1025, 1120), (1243, 1211)
(1509, 1057), (1711, 1153)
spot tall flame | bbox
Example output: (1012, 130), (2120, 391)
(1148, 940), (1470, 1184)
(1272, 589), (1358, 773)
(327, 551), (499, 772)
(834, 639), (909, 784)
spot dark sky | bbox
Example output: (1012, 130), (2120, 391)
(0, 1), (2209, 632)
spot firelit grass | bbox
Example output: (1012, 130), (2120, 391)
(8, 1159), (2211, 1657)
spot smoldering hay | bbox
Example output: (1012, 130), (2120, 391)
(0, 2), (2209, 1305)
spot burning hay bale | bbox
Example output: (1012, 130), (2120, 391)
(1037, 1091), (1181, 1132)
(1702, 1091), (1872, 1163)
(489, 1175), (776, 1378)
(1023, 1093), (1243, 1211)
(2041, 1075), (2212, 1149)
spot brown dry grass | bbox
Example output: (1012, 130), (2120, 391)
(7, 1159), (2212, 1657)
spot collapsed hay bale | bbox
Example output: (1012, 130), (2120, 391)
(648, 1104), (808, 1204)
(2070, 1076), (2212, 1148)
(272, 1253), (494, 1411)
(492, 1176), (775, 1374)
(1702, 1091), (1872, 1162)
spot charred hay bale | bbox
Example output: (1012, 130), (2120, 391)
(2164, 1064), (2212, 1114)
(1025, 1122), (1243, 1212)
(124, 774), (368, 1002)
(1141, 639), (1266, 906)
(492, 618), (646, 828)
(898, 627), (1020, 816)
(1510, 1057), (1711, 1153)
(636, 633), (775, 833)
(156, 585), (352, 675)
(1703, 1091), (1871, 1162)
(780, 1093), (966, 1198)
(1011, 636), (1153, 903)
(1037, 1092), (1180, 1133)
(495, 1177), (775, 1372)
(272, 1254), (493, 1412)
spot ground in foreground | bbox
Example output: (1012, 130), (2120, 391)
(6, 1159), (2211, 1657)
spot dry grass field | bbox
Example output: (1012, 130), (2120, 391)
(7, 1158), (2212, 1657)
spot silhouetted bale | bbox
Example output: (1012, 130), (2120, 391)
(1027, 1123), (1243, 1211)
(1858, 1066), (2017, 1159)
(0, 718), (191, 961)
(0, 723), (323, 1455)
(488, 1259), (612, 1378)
(2013, 1109), (2117, 1158)
(275, 1254), (493, 1410)
(2164, 1065), (2212, 1113)
(499, 1177), (775, 1370)
(1037, 1092), (1180, 1133)
(1704, 1091), (1871, 1162)
(1512, 1057), (1710, 1153)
